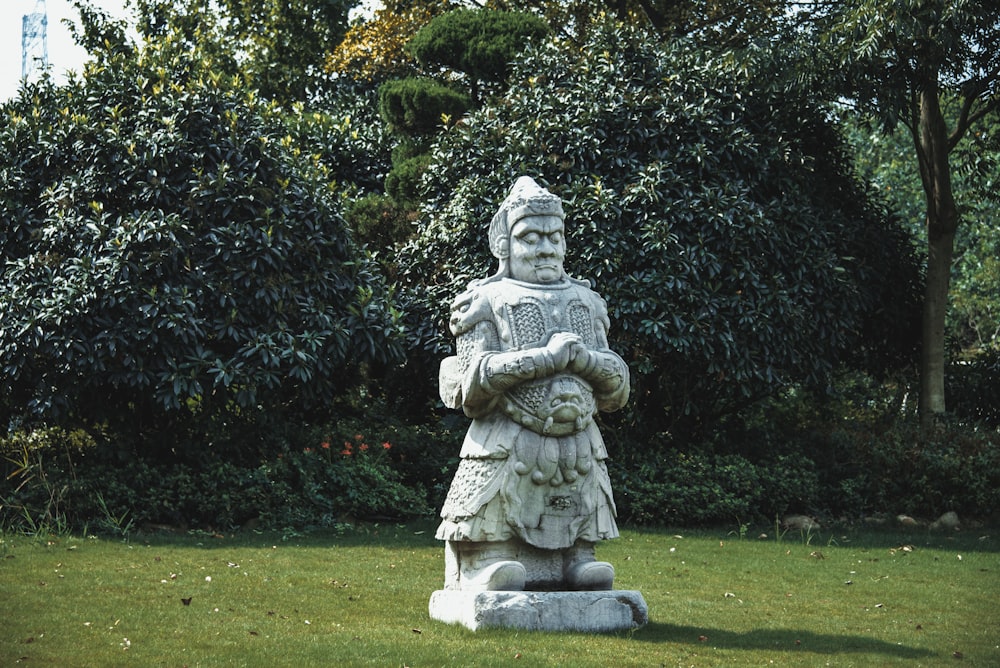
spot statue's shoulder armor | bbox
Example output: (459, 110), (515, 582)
(448, 280), (498, 337)
(566, 277), (610, 326)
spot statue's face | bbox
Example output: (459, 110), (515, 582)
(508, 215), (566, 284)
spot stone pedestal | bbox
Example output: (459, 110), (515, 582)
(428, 590), (648, 632)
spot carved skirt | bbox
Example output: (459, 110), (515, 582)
(435, 417), (618, 551)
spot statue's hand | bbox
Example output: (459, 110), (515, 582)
(567, 345), (595, 375)
(544, 331), (582, 372)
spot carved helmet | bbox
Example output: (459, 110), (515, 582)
(488, 176), (565, 263)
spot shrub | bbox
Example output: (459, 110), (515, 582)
(0, 423), (435, 535)
(611, 448), (820, 526)
(830, 420), (1000, 520)
(0, 38), (402, 436)
(406, 8), (552, 89)
(377, 77), (471, 136)
(399, 21), (922, 440)
(948, 347), (1000, 427)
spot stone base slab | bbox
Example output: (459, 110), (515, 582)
(428, 589), (648, 632)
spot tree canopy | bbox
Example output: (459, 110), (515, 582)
(132, 0), (357, 105)
(801, 0), (1000, 423)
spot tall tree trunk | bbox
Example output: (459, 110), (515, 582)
(915, 76), (959, 427)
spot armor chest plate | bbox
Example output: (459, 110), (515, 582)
(493, 282), (597, 352)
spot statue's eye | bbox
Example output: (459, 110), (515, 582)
(520, 232), (540, 244)
(549, 232), (563, 244)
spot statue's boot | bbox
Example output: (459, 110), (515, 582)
(563, 540), (614, 590)
(458, 541), (526, 591)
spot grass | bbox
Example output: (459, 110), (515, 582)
(1, 521), (998, 667)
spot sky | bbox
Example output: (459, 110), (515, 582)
(2, 0), (129, 101)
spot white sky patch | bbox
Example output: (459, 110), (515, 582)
(2, 0), (129, 101)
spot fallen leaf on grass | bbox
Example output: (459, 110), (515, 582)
(181, 597), (192, 606)
(953, 651), (964, 659)
(412, 628), (422, 634)
(698, 635), (708, 642)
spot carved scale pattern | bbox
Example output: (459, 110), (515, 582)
(509, 301), (545, 348)
(568, 302), (593, 345)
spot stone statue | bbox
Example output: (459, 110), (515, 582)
(436, 176), (630, 592)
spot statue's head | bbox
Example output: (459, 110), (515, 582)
(489, 177), (566, 283)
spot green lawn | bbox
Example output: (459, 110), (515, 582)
(1, 521), (997, 666)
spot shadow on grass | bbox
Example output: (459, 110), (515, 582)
(635, 621), (937, 660)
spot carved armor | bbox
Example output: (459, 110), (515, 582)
(437, 277), (629, 556)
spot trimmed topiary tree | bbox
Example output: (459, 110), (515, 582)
(406, 7), (552, 101)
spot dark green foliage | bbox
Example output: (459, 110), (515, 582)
(829, 420), (1000, 520)
(406, 8), (552, 85)
(346, 193), (415, 251)
(278, 84), (395, 195)
(612, 450), (819, 526)
(385, 154), (434, 209)
(377, 77), (471, 136)
(134, 0), (357, 105)
(0, 41), (402, 433)
(398, 22), (922, 437)
(948, 350), (1000, 427)
(0, 424), (433, 534)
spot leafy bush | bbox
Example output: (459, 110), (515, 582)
(398, 21), (921, 439)
(0, 37), (402, 435)
(278, 84), (395, 194)
(406, 8), (552, 88)
(948, 347), (1000, 427)
(0, 423), (435, 535)
(830, 420), (1000, 519)
(346, 193), (416, 251)
(611, 448), (820, 526)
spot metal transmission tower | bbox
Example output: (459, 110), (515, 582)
(21, 0), (49, 82)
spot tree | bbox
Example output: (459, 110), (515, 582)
(327, 0), (456, 83)
(800, 0), (1000, 425)
(0, 21), (402, 446)
(396, 22), (921, 438)
(847, 111), (1000, 354)
(406, 7), (552, 102)
(373, 7), (551, 211)
(133, 0), (357, 105)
